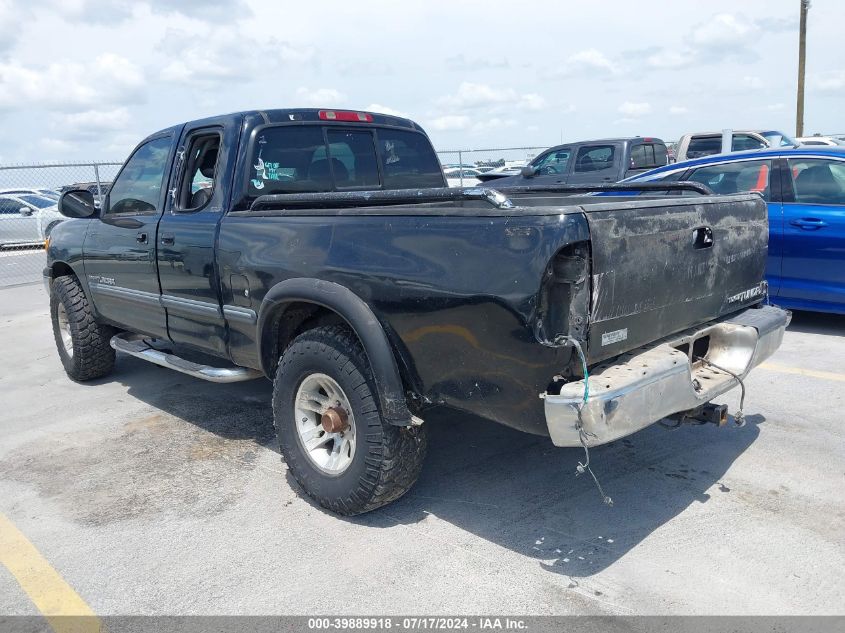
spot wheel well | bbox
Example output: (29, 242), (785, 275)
(51, 261), (75, 280)
(264, 302), (346, 376)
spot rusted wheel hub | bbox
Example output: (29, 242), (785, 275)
(321, 406), (349, 433)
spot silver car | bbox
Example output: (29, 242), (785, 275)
(0, 193), (63, 247)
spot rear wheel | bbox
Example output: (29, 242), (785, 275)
(273, 325), (427, 515)
(50, 275), (116, 381)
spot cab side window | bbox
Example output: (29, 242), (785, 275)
(686, 160), (772, 200)
(788, 159), (845, 205)
(107, 137), (172, 215)
(533, 149), (571, 175)
(175, 132), (221, 212)
(574, 145), (615, 172)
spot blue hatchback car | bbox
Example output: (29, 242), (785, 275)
(622, 147), (845, 314)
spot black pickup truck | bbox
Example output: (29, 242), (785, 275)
(46, 108), (788, 514)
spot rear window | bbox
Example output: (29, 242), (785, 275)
(686, 136), (722, 159)
(247, 125), (443, 197)
(731, 134), (767, 151)
(574, 145), (615, 172)
(378, 128), (444, 189)
(630, 143), (668, 170)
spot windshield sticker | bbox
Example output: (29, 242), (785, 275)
(384, 140), (399, 165)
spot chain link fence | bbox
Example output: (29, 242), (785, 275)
(5, 135), (844, 288)
(0, 149), (550, 288)
(0, 162), (121, 288)
(436, 146), (549, 187)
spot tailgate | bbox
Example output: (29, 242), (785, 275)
(583, 193), (769, 363)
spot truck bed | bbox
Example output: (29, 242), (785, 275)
(220, 187), (769, 434)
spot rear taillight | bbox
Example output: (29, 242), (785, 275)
(318, 110), (373, 122)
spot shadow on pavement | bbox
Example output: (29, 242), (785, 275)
(786, 310), (844, 336)
(348, 408), (763, 579)
(95, 353), (762, 578)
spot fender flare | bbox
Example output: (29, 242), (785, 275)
(257, 278), (413, 426)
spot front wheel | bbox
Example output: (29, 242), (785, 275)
(50, 275), (116, 381)
(272, 325), (427, 515)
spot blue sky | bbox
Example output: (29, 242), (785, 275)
(0, 0), (842, 162)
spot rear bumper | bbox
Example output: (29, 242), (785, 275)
(543, 305), (790, 447)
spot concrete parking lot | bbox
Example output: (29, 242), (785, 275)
(0, 248), (45, 288)
(0, 282), (843, 617)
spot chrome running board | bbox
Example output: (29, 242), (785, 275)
(110, 333), (262, 383)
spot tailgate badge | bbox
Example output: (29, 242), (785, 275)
(726, 283), (766, 304)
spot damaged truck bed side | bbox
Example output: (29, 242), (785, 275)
(45, 108), (789, 515)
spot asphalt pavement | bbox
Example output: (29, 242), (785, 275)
(0, 283), (843, 617)
(0, 247), (45, 288)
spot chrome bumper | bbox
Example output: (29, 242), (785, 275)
(543, 305), (790, 447)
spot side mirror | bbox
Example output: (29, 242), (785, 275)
(59, 189), (98, 219)
(19, 207), (33, 216)
(521, 165), (536, 178)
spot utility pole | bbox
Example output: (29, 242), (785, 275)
(796, 0), (810, 137)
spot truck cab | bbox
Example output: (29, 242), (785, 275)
(479, 137), (668, 187)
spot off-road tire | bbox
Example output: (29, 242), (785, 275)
(50, 275), (116, 381)
(273, 325), (427, 515)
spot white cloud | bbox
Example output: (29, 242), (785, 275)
(295, 87), (347, 107)
(0, 54), (144, 111)
(567, 49), (616, 73)
(428, 115), (471, 131)
(437, 82), (511, 109)
(0, 0), (20, 53)
(669, 105), (688, 115)
(37, 0), (251, 23)
(766, 103), (785, 112)
(812, 71), (845, 93)
(471, 118), (516, 133)
(445, 54), (509, 71)
(158, 27), (314, 89)
(641, 12), (782, 73)
(618, 101), (652, 117)
(692, 13), (758, 50)
(519, 93), (547, 111)
(744, 76), (764, 89)
(364, 104), (409, 118)
(436, 82), (547, 112)
(647, 49), (694, 69)
(52, 108), (132, 140)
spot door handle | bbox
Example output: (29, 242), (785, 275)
(160, 233), (175, 245)
(789, 218), (827, 230)
(136, 232), (147, 244)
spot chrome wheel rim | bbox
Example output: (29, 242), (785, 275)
(294, 373), (356, 475)
(57, 303), (73, 357)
